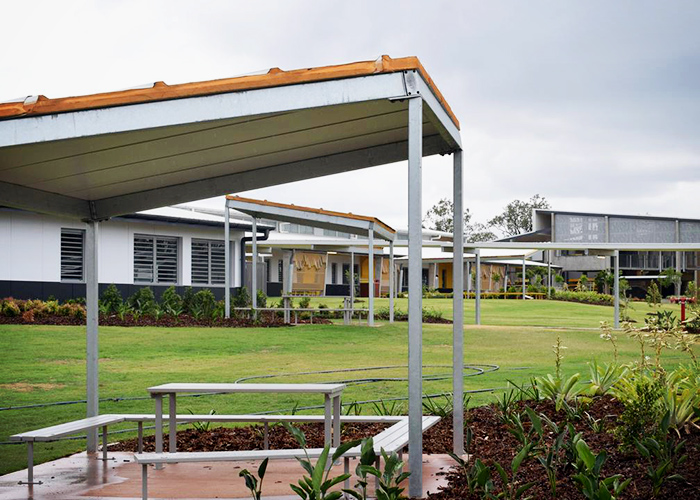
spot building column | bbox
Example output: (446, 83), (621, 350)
(614, 249), (620, 328)
(475, 249), (481, 325)
(224, 204), (231, 318)
(368, 226), (375, 326)
(407, 95), (423, 498)
(452, 149), (465, 456)
(547, 250), (552, 298)
(85, 221), (99, 453)
(389, 241), (395, 323)
(350, 251), (355, 315)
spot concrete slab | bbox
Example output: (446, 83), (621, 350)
(0, 452), (452, 499)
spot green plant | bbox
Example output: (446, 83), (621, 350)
(116, 302), (132, 321)
(161, 286), (184, 317)
(371, 400), (405, 416)
(256, 289), (268, 308)
(100, 284), (123, 314)
(552, 290), (614, 306)
(646, 281), (662, 307)
(531, 411), (568, 498)
(188, 409), (216, 432)
(1, 300), (21, 317)
(128, 287), (157, 315)
(491, 442), (537, 499)
(239, 457), (268, 500)
(598, 321), (620, 363)
(572, 439), (631, 500)
(343, 437), (377, 500)
(534, 373), (581, 412)
(661, 268), (682, 293)
(576, 274), (589, 292)
(343, 401), (363, 416)
(613, 374), (664, 448)
(586, 361), (627, 396)
(635, 412), (687, 497)
(192, 289), (216, 319)
(661, 373), (699, 435)
(422, 393), (469, 418)
(182, 286), (195, 313)
(298, 296), (311, 309)
(284, 422), (358, 500)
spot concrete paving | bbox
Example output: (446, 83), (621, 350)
(0, 452), (453, 499)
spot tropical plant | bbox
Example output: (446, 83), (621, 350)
(161, 286), (184, 316)
(572, 439), (631, 500)
(598, 322), (620, 363)
(491, 442), (537, 499)
(284, 422), (359, 500)
(535, 373), (581, 412)
(586, 361), (627, 397)
(613, 374), (665, 448)
(239, 457), (268, 500)
(188, 409), (216, 432)
(100, 284), (123, 314)
(128, 287), (157, 315)
(635, 411), (687, 497)
(371, 400), (406, 417)
(646, 281), (662, 307)
(257, 289), (268, 308)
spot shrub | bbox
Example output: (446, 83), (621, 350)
(646, 281), (662, 307)
(160, 286), (184, 316)
(191, 289), (216, 319)
(182, 287), (195, 314)
(298, 296), (311, 309)
(101, 284), (123, 314)
(22, 309), (35, 323)
(232, 287), (251, 308)
(256, 289), (267, 308)
(614, 374), (665, 448)
(552, 290), (614, 306)
(128, 287), (157, 315)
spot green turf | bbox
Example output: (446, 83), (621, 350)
(0, 299), (692, 475)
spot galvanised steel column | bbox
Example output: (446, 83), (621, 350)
(350, 251), (355, 317)
(522, 257), (527, 300)
(85, 221), (99, 453)
(389, 240), (395, 323)
(475, 249), (481, 325)
(614, 249), (620, 328)
(407, 95), (423, 498)
(368, 225), (375, 326)
(547, 250), (552, 299)
(252, 218), (257, 312)
(224, 204), (230, 318)
(452, 150), (465, 456)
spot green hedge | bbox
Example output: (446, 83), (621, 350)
(552, 290), (614, 306)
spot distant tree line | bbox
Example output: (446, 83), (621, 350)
(423, 194), (549, 242)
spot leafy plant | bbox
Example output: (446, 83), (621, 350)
(491, 442), (537, 499)
(298, 296), (311, 309)
(646, 281), (662, 307)
(572, 439), (631, 500)
(586, 361), (627, 397)
(231, 286), (251, 309)
(613, 374), (664, 448)
(284, 422), (359, 500)
(422, 393), (470, 418)
(100, 284), (123, 314)
(635, 411), (687, 497)
(257, 289), (268, 308)
(598, 321), (620, 363)
(239, 457), (268, 500)
(128, 287), (157, 315)
(448, 428), (494, 496)
(534, 373), (581, 411)
(371, 400), (406, 417)
(192, 289), (217, 318)
(188, 409), (216, 432)
(161, 286), (184, 317)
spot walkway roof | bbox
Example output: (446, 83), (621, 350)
(227, 195), (396, 241)
(0, 55), (460, 221)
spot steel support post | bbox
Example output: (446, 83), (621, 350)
(252, 218), (258, 314)
(350, 251), (355, 320)
(85, 221), (99, 453)
(224, 204), (231, 318)
(466, 261), (471, 294)
(407, 95), (423, 498)
(475, 249), (481, 325)
(547, 250), (552, 299)
(390, 241), (395, 323)
(522, 257), (527, 300)
(676, 251), (683, 296)
(288, 251), (295, 295)
(368, 226), (375, 326)
(614, 250), (620, 328)
(452, 150), (465, 456)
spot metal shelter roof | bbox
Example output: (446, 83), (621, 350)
(226, 195), (395, 241)
(0, 55), (461, 221)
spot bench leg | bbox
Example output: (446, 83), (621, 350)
(142, 463), (148, 500)
(154, 395), (163, 470)
(333, 395), (341, 448)
(169, 394), (177, 453)
(324, 395), (332, 446)
(374, 457), (380, 492)
(18, 442), (43, 485)
(97, 426), (113, 461)
(263, 422), (269, 450)
(344, 457), (350, 490)
(138, 422), (143, 453)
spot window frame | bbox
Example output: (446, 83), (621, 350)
(191, 238), (226, 286)
(133, 234), (180, 285)
(60, 228), (85, 282)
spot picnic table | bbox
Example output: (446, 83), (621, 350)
(147, 383), (345, 455)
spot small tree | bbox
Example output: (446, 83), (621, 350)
(576, 274), (589, 292)
(661, 267), (682, 296)
(645, 281), (662, 307)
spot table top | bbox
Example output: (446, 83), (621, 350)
(147, 382), (346, 395)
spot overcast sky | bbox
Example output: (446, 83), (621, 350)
(2, 1), (698, 232)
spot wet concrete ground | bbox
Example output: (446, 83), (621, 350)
(0, 451), (452, 499)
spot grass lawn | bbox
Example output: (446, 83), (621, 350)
(0, 300), (692, 475)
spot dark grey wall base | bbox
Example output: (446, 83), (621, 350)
(325, 284), (351, 296)
(0, 281), (241, 302)
(266, 282), (283, 297)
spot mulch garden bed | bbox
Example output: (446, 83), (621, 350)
(108, 421), (389, 452)
(429, 396), (700, 500)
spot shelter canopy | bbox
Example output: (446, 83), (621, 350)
(226, 195), (395, 241)
(0, 56), (460, 222)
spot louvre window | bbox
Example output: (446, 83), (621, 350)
(191, 239), (225, 285)
(278, 260), (284, 282)
(61, 229), (85, 281)
(134, 235), (179, 284)
(331, 263), (338, 284)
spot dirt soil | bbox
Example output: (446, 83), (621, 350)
(427, 396), (700, 500)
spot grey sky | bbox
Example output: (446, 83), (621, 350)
(2, 1), (698, 232)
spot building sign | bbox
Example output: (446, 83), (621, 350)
(554, 214), (605, 242)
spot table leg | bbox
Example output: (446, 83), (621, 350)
(142, 463), (148, 500)
(324, 395), (331, 446)
(154, 395), (163, 454)
(138, 422), (143, 453)
(169, 393), (177, 453)
(333, 395), (341, 448)
(102, 425), (108, 461)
